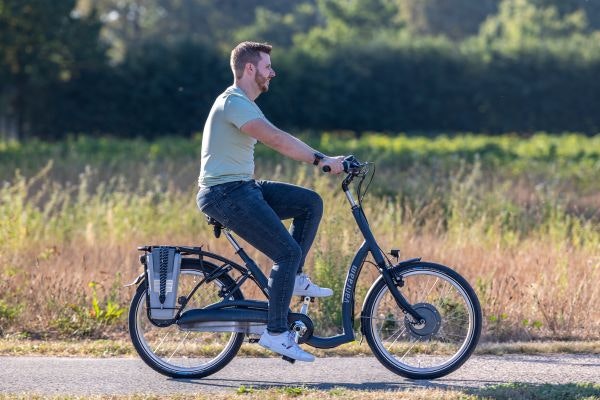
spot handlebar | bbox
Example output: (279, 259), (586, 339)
(322, 155), (365, 174)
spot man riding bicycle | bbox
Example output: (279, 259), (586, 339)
(196, 41), (345, 362)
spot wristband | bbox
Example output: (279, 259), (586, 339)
(313, 152), (325, 166)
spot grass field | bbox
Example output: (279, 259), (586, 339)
(0, 132), (598, 342)
(0, 338), (598, 357)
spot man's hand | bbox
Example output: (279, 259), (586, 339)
(321, 155), (345, 174)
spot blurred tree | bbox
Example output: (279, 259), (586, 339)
(317, 0), (401, 28)
(530, 0), (600, 31)
(77, 0), (163, 61)
(3, 0), (600, 138)
(478, 0), (588, 47)
(397, 0), (500, 40)
(0, 0), (106, 140)
(85, 0), (304, 61)
(294, 0), (405, 53)
(234, 3), (319, 49)
(37, 38), (226, 138)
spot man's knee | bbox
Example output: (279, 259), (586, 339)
(270, 239), (303, 266)
(307, 190), (323, 217)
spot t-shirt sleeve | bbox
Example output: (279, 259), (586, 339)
(224, 96), (263, 129)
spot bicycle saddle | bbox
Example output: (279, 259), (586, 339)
(205, 214), (224, 238)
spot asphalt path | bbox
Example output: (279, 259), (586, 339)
(1, 354), (599, 396)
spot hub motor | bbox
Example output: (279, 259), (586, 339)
(404, 303), (442, 340)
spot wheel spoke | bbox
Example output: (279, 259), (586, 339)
(168, 331), (191, 362)
(385, 327), (407, 351)
(423, 277), (440, 300)
(441, 281), (452, 299)
(152, 330), (171, 354)
(399, 337), (421, 362)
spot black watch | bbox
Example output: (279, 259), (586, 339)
(313, 152), (325, 166)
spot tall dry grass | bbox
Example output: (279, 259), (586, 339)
(0, 133), (598, 341)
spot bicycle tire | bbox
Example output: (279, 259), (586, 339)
(361, 262), (482, 379)
(129, 258), (245, 379)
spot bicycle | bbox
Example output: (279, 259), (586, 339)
(127, 155), (482, 380)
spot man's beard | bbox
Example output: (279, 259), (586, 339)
(255, 73), (270, 93)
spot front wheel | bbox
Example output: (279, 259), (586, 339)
(129, 258), (245, 379)
(361, 262), (482, 379)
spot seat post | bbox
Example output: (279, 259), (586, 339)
(223, 229), (242, 251)
(221, 229), (270, 296)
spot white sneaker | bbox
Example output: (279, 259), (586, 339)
(293, 273), (333, 297)
(258, 330), (315, 362)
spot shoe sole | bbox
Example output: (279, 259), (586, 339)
(292, 292), (333, 297)
(258, 341), (315, 362)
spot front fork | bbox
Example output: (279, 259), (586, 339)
(344, 183), (425, 324)
(380, 264), (425, 324)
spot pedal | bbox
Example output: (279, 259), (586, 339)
(248, 338), (259, 343)
(282, 355), (296, 364)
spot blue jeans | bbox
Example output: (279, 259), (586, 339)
(196, 180), (323, 333)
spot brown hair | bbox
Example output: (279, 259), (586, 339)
(230, 41), (272, 80)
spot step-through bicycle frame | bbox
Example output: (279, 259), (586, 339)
(166, 167), (425, 349)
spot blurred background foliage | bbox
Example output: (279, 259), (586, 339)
(2, 0), (600, 140)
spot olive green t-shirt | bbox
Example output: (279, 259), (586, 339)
(198, 86), (266, 187)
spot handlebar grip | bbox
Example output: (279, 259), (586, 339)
(322, 161), (351, 173)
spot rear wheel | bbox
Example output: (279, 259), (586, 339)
(129, 258), (244, 379)
(362, 262), (481, 379)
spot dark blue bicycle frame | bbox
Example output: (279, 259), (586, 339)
(177, 173), (424, 349)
